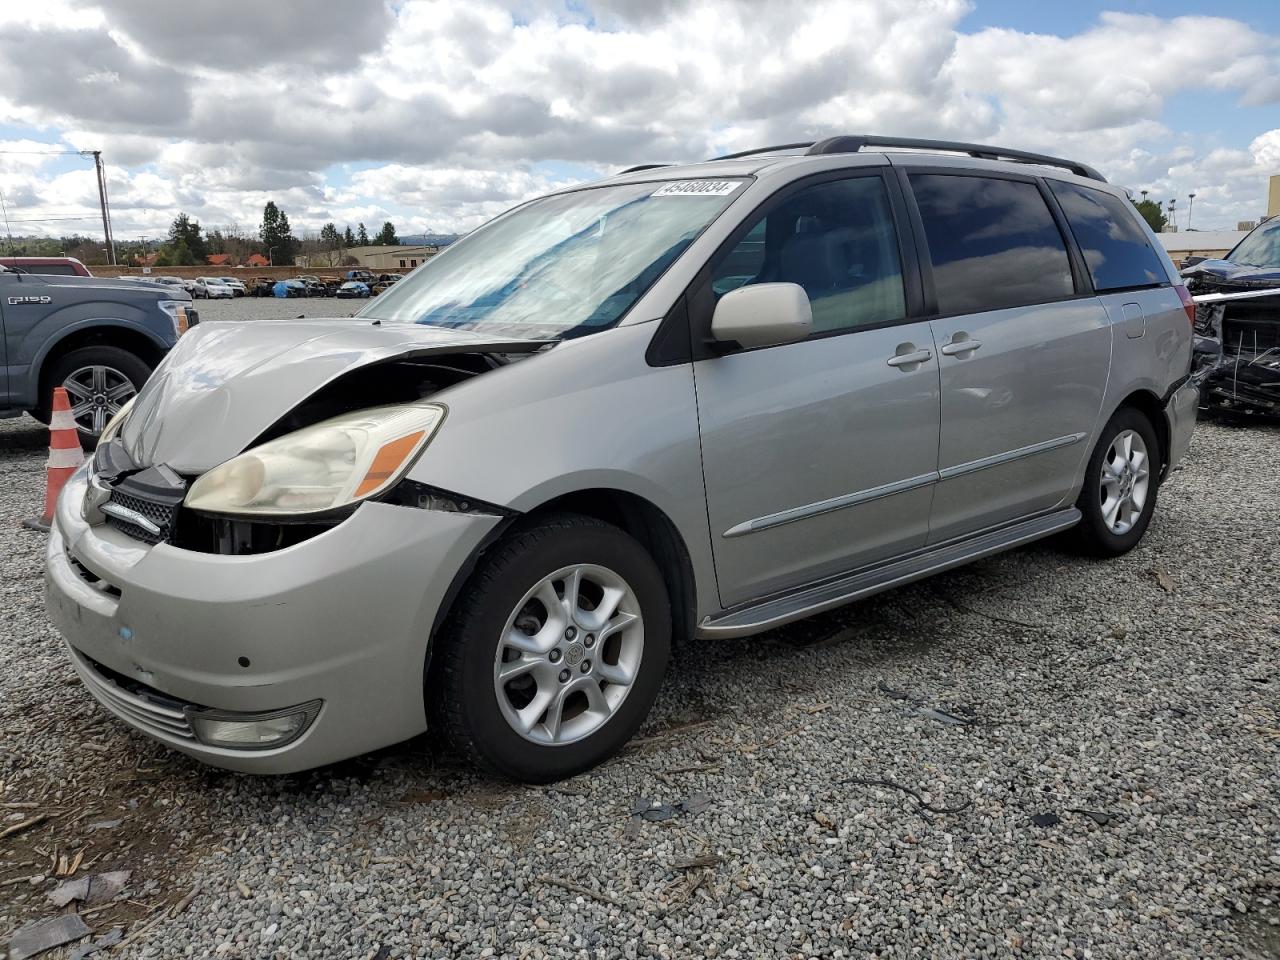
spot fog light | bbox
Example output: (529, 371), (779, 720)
(186, 700), (321, 750)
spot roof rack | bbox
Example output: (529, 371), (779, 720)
(617, 163), (670, 174)
(708, 135), (1105, 182)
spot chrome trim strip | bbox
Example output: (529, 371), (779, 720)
(723, 471), (939, 538)
(100, 501), (162, 535)
(938, 432), (1086, 482)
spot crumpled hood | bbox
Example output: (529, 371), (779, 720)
(1183, 259), (1280, 288)
(120, 317), (547, 473)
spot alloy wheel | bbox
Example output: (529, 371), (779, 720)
(1099, 428), (1150, 535)
(493, 563), (644, 746)
(62, 365), (137, 436)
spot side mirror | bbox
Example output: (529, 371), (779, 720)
(710, 282), (812, 350)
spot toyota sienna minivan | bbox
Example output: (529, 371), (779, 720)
(45, 135), (1198, 782)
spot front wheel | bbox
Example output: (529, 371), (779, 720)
(432, 514), (671, 782)
(1070, 407), (1161, 556)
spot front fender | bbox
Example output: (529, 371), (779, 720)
(18, 313), (174, 406)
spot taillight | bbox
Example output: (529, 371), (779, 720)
(1174, 283), (1196, 326)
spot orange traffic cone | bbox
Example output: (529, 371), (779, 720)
(23, 386), (84, 532)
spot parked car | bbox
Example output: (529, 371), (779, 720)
(197, 277), (235, 299)
(45, 135), (1197, 781)
(0, 256), (92, 277)
(371, 273), (403, 295)
(271, 279), (307, 298)
(297, 276), (328, 297)
(0, 266), (195, 443)
(217, 276), (247, 297)
(1183, 216), (1280, 417)
(335, 280), (371, 299)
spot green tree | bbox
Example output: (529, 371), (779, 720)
(167, 213), (207, 263)
(259, 201), (298, 265)
(1132, 198), (1167, 234)
(357, 222), (369, 245)
(374, 221), (398, 246)
(155, 239), (193, 267)
(343, 225), (355, 247)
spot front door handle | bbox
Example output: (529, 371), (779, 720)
(886, 347), (932, 368)
(940, 337), (983, 357)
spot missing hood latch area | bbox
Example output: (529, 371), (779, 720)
(1190, 292), (1280, 419)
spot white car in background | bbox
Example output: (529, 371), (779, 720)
(198, 277), (235, 299)
(217, 276), (247, 297)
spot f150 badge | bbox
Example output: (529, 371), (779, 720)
(7, 295), (52, 305)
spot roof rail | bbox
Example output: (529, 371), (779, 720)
(706, 135), (1105, 182)
(806, 136), (1105, 181)
(617, 163), (670, 174)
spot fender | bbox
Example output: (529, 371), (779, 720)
(18, 314), (174, 408)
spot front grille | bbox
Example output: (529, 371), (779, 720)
(105, 490), (178, 545)
(70, 648), (196, 741)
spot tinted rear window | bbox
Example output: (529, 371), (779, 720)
(1049, 181), (1166, 290)
(909, 174), (1074, 315)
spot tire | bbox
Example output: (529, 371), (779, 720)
(42, 345), (152, 448)
(432, 513), (671, 783)
(1070, 407), (1161, 556)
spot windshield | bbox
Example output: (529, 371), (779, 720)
(359, 179), (746, 339)
(1228, 218), (1280, 267)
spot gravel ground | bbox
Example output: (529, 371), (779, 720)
(2, 408), (1278, 959)
(193, 295), (366, 323)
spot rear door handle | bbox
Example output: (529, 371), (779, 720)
(886, 348), (932, 368)
(940, 338), (983, 357)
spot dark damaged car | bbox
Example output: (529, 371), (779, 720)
(1183, 216), (1280, 417)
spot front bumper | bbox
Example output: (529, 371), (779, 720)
(45, 467), (501, 773)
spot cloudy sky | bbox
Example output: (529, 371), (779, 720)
(0, 0), (1276, 244)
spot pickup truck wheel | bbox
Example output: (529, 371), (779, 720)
(432, 513), (671, 783)
(1070, 407), (1161, 557)
(44, 346), (151, 446)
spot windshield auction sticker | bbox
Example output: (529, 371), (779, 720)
(651, 180), (741, 197)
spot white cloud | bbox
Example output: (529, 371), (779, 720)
(0, 0), (1275, 240)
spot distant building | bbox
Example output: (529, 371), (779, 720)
(1156, 230), (1246, 266)
(297, 244), (439, 271)
(206, 253), (233, 267)
(243, 253), (270, 268)
(1269, 175), (1280, 219)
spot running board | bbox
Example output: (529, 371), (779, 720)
(697, 508), (1081, 639)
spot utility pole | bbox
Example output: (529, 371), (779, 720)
(83, 150), (116, 265)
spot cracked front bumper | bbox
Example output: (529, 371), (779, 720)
(45, 467), (501, 773)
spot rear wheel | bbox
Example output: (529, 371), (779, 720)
(43, 346), (151, 447)
(432, 513), (671, 782)
(1071, 407), (1161, 556)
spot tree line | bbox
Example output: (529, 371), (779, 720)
(146, 203), (401, 267)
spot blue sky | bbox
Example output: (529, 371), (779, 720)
(0, 0), (1276, 241)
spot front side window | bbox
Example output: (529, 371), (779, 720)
(709, 176), (906, 333)
(1049, 181), (1166, 290)
(361, 179), (745, 340)
(910, 174), (1074, 315)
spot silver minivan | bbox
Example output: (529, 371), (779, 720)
(45, 136), (1198, 782)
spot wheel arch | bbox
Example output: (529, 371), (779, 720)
(32, 323), (167, 412)
(1112, 388), (1171, 477)
(422, 487), (699, 719)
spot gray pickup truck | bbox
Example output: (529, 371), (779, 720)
(0, 267), (195, 444)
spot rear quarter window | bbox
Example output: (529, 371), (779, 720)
(909, 173), (1075, 316)
(1049, 181), (1167, 291)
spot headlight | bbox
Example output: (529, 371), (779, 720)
(185, 402), (445, 516)
(99, 396), (135, 444)
(157, 298), (193, 337)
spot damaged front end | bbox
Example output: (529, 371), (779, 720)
(1184, 265), (1280, 419)
(90, 317), (542, 555)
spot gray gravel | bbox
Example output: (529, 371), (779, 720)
(2, 409), (1278, 959)
(193, 295), (365, 323)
